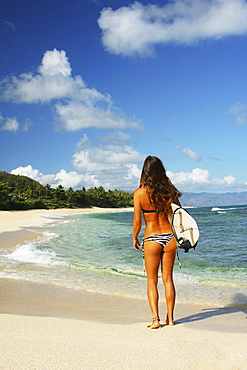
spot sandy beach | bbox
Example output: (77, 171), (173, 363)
(0, 208), (246, 369)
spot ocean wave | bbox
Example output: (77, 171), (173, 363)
(6, 242), (68, 267)
(42, 231), (59, 238)
(40, 214), (75, 226)
(211, 207), (236, 212)
(40, 214), (65, 219)
(69, 262), (145, 279)
(211, 207), (236, 213)
(174, 273), (199, 285)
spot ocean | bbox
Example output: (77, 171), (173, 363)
(1, 206), (247, 307)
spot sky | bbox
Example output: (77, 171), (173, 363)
(0, 0), (247, 193)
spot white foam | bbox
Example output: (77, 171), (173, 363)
(40, 214), (65, 219)
(211, 207), (236, 212)
(174, 273), (199, 284)
(42, 231), (59, 238)
(7, 243), (68, 267)
(0, 272), (23, 280)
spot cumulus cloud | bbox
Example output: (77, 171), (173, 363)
(10, 136), (145, 191)
(71, 137), (144, 189)
(0, 50), (78, 104)
(176, 146), (201, 161)
(1, 117), (19, 132)
(11, 165), (42, 181)
(168, 168), (247, 192)
(10, 165), (96, 190)
(12, 135), (246, 192)
(97, 130), (132, 144)
(55, 101), (141, 131)
(98, 0), (247, 57)
(72, 144), (144, 172)
(11, 163), (247, 193)
(0, 113), (32, 132)
(0, 49), (142, 131)
(228, 102), (247, 126)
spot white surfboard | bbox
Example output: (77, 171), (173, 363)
(170, 203), (200, 252)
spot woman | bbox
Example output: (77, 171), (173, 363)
(133, 156), (181, 329)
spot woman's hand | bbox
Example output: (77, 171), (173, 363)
(133, 237), (141, 251)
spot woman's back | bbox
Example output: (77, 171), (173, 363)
(134, 187), (172, 238)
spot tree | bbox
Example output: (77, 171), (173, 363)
(44, 184), (52, 200)
(0, 183), (11, 209)
(24, 186), (33, 199)
(66, 187), (76, 204)
(0, 172), (133, 210)
(51, 185), (66, 202)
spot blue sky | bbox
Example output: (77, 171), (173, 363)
(0, 0), (247, 193)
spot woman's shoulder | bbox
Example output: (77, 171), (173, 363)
(134, 187), (149, 203)
(134, 186), (146, 195)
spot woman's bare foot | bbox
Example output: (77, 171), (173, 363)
(147, 317), (161, 329)
(165, 316), (175, 326)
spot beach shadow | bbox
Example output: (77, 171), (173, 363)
(177, 293), (247, 333)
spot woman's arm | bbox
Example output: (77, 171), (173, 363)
(132, 189), (142, 251)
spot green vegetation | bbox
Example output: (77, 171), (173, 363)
(0, 171), (133, 210)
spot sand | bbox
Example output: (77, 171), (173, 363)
(0, 208), (246, 369)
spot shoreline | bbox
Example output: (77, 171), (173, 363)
(0, 207), (133, 249)
(1, 207), (247, 369)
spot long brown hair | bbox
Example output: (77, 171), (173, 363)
(140, 156), (181, 214)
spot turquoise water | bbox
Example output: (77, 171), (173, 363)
(1, 206), (247, 307)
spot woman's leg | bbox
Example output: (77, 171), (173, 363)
(161, 238), (177, 325)
(144, 241), (162, 328)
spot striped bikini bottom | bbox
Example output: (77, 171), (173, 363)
(142, 233), (174, 251)
(141, 233), (181, 269)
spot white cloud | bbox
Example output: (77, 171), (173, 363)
(98, 0), (247, 57)
(72, 142), (144, 172)
(52, 169), (89, 189)
(168, 168), (247, 192)
(0, 114), (32, 132)
(1, 117), (19, 132)
(0, 49), (142, 131)
(10, 165), (95, 190)
(10, 138), (145, 191)
(176, 145), (201, 161)
(11, 165), (42, 180)
(23, 118), (32, 132)
(76, 134), (91, 150)
(71, 140), (144, 189)
(0, 50), (79, 104)
(55, 101), (142, 131)
(71, 137), (144, 189)
(11, 164), (247, 193)
(39, 49), (72, 78)
(168, 168), (210, 185)
(182, 147), (201, 161)
(228, 102), (247, 126)
(97, 130), (132, 144)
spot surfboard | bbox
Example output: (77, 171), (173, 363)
(170, 203), (200, 253)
